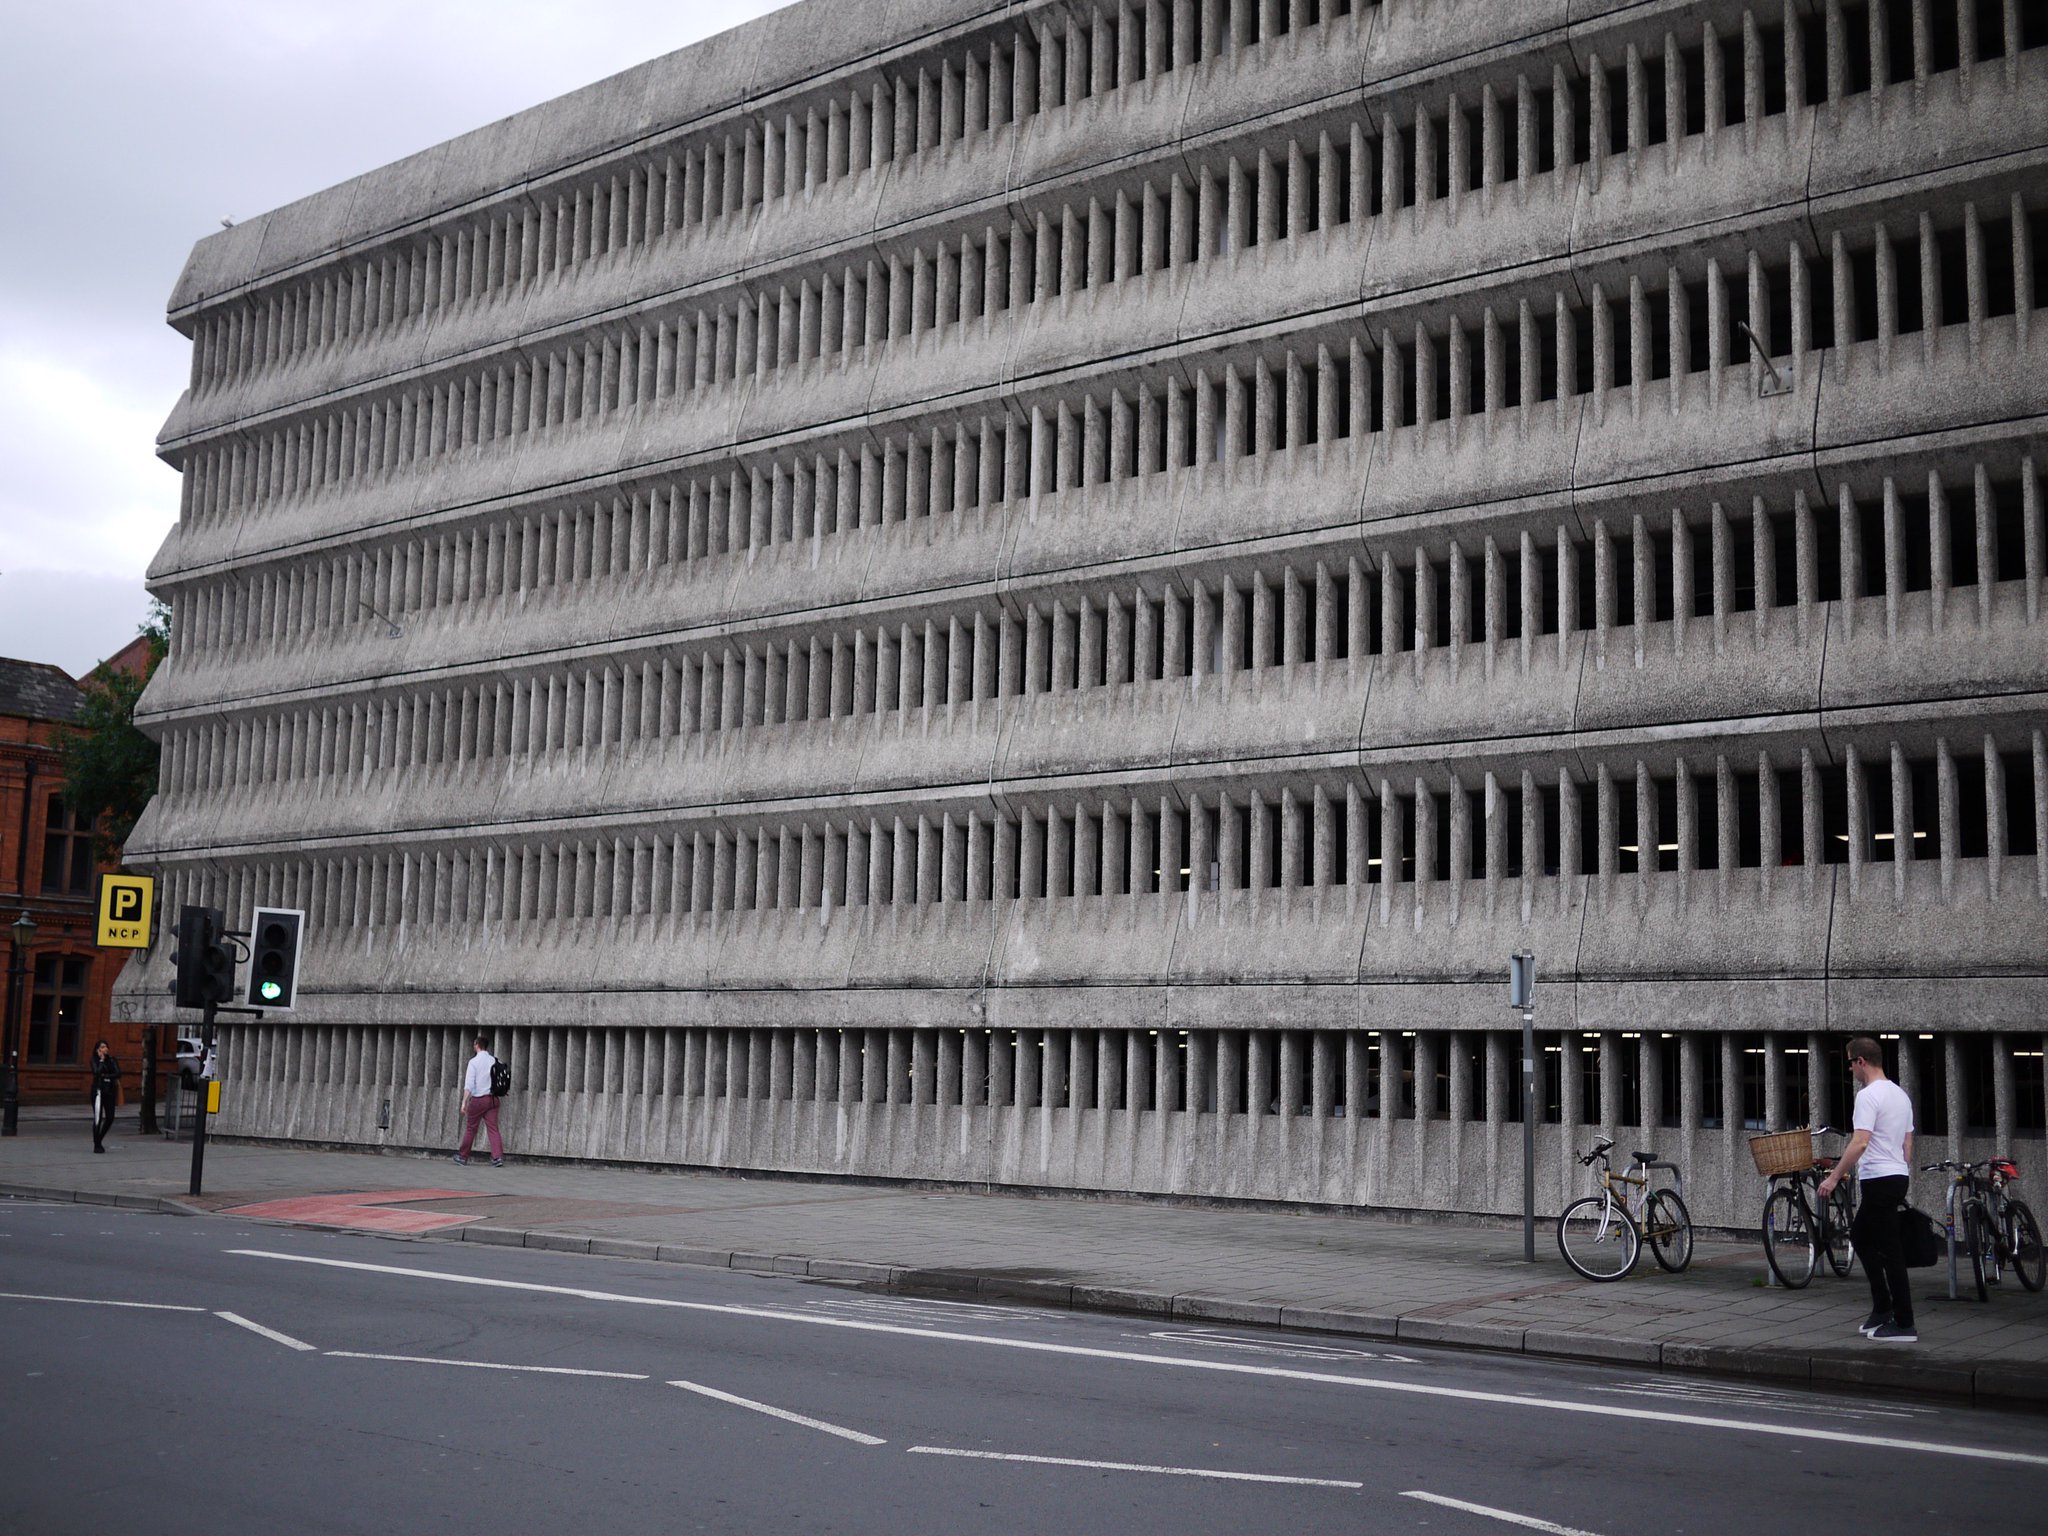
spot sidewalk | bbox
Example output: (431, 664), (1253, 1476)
(5, 1111), (2044, 1407)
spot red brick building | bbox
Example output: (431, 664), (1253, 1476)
(1, 640), (155, 1105)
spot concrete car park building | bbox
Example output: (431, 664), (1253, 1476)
(123, 0), (2048, 1224)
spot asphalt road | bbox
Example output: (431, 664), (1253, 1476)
(3, 1198), (2044, 1536)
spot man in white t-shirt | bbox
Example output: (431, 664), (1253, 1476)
(1819, 1037), (1915, 1342)
(452, 1034), (504, 1167)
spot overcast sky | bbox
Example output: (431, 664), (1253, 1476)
(0, 0), (796, 677)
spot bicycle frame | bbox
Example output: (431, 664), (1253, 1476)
(1759, 1127), (1851, 1287)
(1589, 1168), (1638, 1248)
(1588, 1154), (1684, 1242)
(1984, 1161), (2024, 1268)
(1767, 1166), (1838, 1242)
(1968, 1165), (2003, 1284)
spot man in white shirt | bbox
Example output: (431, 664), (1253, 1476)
(1818, 1036), (1915, 1342)
(452, 1034), (504, 1167)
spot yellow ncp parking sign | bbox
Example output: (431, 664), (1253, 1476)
(96, 874), (155, 949)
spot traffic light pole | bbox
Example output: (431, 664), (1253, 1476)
(187, 1003), (215, 1197)
(172, 906), (269, 1198)
(185, 998), (263, 1197)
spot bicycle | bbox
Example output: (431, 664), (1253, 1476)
(1556, 1136), (1694, 1282)
(1987, 1159), (2047, 1294)
(1929, 1158), (2046, 1300)
(1750, 1126), (1856, 1289)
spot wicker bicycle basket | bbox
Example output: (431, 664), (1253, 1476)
(1749, 1128), (1815, 1177)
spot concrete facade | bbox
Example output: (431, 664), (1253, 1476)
(124, 0), (2048, 1226)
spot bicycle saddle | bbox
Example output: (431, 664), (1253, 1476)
(1631, 1150), (1659, 1165)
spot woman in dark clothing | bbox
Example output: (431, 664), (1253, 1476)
(88, 1040), (121, 1152)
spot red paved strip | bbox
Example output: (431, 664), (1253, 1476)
(339, 1189), (479, 1204)
(221, 1190), (487, 1234)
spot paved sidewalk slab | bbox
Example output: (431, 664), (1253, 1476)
(4, 1117), (2044, 1407)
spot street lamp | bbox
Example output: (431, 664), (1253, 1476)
(2, 910), (37, 1137)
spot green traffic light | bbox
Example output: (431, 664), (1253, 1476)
(259, 980), (283, 1002)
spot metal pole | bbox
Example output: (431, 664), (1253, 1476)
(188, 1005), (215, 1197)
(1761, 1176), (1779, 1286)
(0, 951), (22, 1137)
(1946, 1175), (1959, 1301)
(1522, 1005), (1536, 1261)
(138, 1025), (159, 1137)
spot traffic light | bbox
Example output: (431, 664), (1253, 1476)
(244, 907), (304, 1010)
(171, 906), (234, 1009)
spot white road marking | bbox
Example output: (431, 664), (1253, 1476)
(1140, 1329), (1417, 1364)
(668, 1378), (887, 1445)
(326, 1351), (647, 1379)
(225, 1250), (2048, 1470)
(908, 1446), (1360, 1488)
(0, 1290), (206, 1313)
(1402, 1490), (1604, 1535)
(215, 1311), (316, 1351)
(1589, 1379), (1934, 1422)
(802, 1295), (1037, 1327)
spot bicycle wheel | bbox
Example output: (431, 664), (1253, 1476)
(1558, 1196), (1640, 1281)
(2005, 1200), (2046, 1293)
(1962, 1202), (1991, 1302)
(1823, 1182), (1856, 1278)
(1980, 1201), (2006, 1287)
(1644, 1188), (1693, 1273)
(1762, 1185), (1817, 1289)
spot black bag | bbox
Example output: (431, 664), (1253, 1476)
(1900, 1204), (1942, 1268)
(489, 1058), (512, 1098)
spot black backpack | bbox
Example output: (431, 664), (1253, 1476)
(489, 1058), (512, 1097)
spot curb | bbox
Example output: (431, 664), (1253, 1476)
(420, 1217), (2042, 1409)
(2, 1182), (190, 1216)
(6, 1182), (2041, 1409)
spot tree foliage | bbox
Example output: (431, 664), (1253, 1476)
(58, 601), (169, 859)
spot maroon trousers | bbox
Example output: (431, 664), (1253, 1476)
(458, 1094), (503, 1160)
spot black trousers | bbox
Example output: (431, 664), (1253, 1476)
(1852, 1174), (1914, 1328)
(92, 1088), (116, 1150)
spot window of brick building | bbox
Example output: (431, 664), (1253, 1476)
(27, 954), (90, 1064)
(39, 796), (94, 896)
